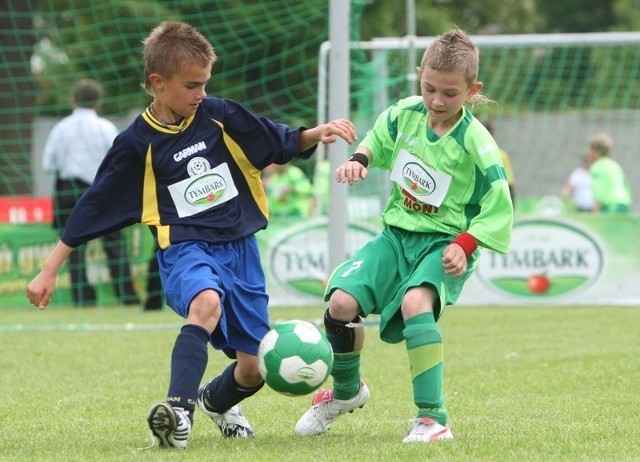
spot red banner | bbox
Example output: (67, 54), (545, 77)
(0, 196), (53, 224)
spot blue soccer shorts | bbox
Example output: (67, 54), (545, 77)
(157, 236), (270, 358)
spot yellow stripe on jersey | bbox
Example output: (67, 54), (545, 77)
(212, 119), (269, 219)
(141, 144), (170, 248)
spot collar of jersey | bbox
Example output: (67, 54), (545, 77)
(142, 107), (194, 133)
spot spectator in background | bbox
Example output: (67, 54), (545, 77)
(586, 132), (632, 213)
(42, 78), (140, 307)
(560, 154), (594, 212)
(481, 120), (515, 208)
(263, 162), (313, 218)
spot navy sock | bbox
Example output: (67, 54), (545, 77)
(166, 324), (210, 414)
(201, 362), (264, 413)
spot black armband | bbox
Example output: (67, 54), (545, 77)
(348, 152), (369, 168)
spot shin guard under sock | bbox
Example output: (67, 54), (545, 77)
(323, 309), (362, 400)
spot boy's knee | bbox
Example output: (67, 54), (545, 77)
(188, 289), (221, 330)
(401, 286), (437, 319)
(328, 289), (360, 321)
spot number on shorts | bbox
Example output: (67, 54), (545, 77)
(340, 260), (363, 278)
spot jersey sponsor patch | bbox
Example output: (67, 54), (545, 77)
(168, 162), (239, 217)
(390, 149), (451, 207)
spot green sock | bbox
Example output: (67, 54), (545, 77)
(403, 312), (448, 426)
(331, 351), (361, 400)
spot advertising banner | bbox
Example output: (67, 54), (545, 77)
(261, 214), (640, 306)
(0, 224), (155, 307)
(459, 214), (640, 305)
(1, 214), (638, 308)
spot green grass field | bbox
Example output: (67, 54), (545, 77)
(2, 304), (638, 461)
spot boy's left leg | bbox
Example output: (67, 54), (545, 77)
(401, 311), (453, 443)
(197, 359), (263, 438)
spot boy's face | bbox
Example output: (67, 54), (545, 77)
(150, 62), (212, 119)
(586, 144), (601, 164)
(417, 66), (481, 129)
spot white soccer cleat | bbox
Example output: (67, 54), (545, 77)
(146, 402), (191, 449)
(197, 384), (254, 438)
(402, 417), (453, 443)
(295, 381), (370, 436)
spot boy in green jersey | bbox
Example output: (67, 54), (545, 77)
(263, 163), (313, 218)
(587, 132), (632, 213)
(295, 27), (513, 443)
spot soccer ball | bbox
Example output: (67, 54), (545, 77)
(258, 320), (334, 396)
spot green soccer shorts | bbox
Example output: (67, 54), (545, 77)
(325, 226), (478, 343)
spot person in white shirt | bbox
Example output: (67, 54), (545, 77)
(560, 155), (594, 212)
(42, 79), (140, 306)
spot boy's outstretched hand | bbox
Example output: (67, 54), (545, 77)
(317, 119), (357, 145)
(300, 118), (357, 151)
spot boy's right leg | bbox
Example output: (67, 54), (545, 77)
(296, 230), (395, 438)
(147, 324), (210, 449)
(295, 380), (370, 437)
(295, 305), (369, 436)
(147, 402), (191, 449)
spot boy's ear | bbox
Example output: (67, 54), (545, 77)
(149, 73), (164, 89)
(469, 81), (483, 95)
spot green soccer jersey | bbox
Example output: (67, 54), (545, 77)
(590, 156), (632, 211)
(359, 96), (513, 254)
(265, 165), (313, 217)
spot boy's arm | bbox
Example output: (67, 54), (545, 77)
(298, 119), (356, 152)
(27, 240), (74, 310)
(335, 146), (371, 185)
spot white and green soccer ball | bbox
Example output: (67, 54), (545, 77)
(258, 320), (334, 396)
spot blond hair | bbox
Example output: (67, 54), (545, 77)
(589, 132), (614, 156)
(142, 21), (217, 96)
(420, 27), (492, 106)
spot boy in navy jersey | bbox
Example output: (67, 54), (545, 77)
(27, 20), (356, 449)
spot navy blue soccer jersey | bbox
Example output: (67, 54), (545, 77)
(60, 97), (314, 249)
